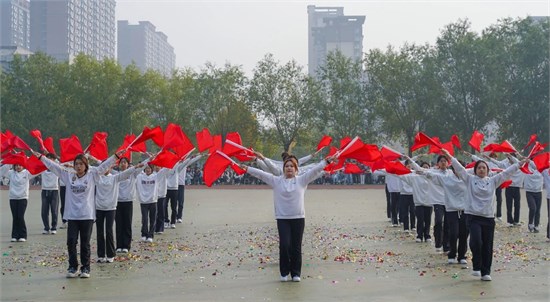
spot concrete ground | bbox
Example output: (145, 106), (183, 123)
(1, 186), (549, 301)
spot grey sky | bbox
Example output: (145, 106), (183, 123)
(116, 0), (548, 74)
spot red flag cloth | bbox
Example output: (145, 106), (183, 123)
(59, 135), (83, 163)
(6, 135), (31, 151)
(231, 162), (246, 175)
(500, 180), (513, 189)
(339, 137), (352, 149)
(344, 163), (363, 174)
(430, 141), (455, 156)
(328, 146), (338, 157)
(411, 132), (441, 151)
(501, 140), (517, 153)
(532, 152), (550, 172)
(345, 144), (381, 162)
(87, 132), (109, 161)
(385, 160), (411, 175)
(130, 126), (164, 149)
(203, 151), (231, 187)
(233, 148), (256, 162)
(1, 151), (27, 166)
(225, 132), (243, 146)
(0, 130), (14, 153)
(468, 130), (484, 152)
(523, 134), (537, 150)
(117, 134), (135, 160)
(163, 123), (194, 152)
(526, 141), (546, 158)
(25, 154), (47, 175)
(336, 137), (363, 159)
(149, 149), (180, 169)
(222, 139), (245, 156)
(451, 134), (461, 149)
(483, 143), (516, 153)
(209, 135), (222, 154)
(323, 158), (345, 174)
(30, 129), (47, 152)
(371, 159), (386, 172)
(196, 128), (214, 152)
(317, 135), (332, 151)
(380, 146), (402, 161)
(43, 137), (56, 155)
(465, 161), (476, 169)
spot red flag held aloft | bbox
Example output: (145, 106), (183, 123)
(523, 134), (537, 151)
(339, 137), (352, 149)
(385, 160), (411, 175)
(317, 135), (332, 151)
(25, 154), (47, 175)
(149, 149), (180, 169)
(380, 145), (402, 161)
(336, 136), (363, 159)
(196, 128), (214, 152)
(532, 152), (550, 172)
(44, 137), (56, 155)
(59, 135), (83, 163)
(129, 126), (164, 149)
(451, 134), (461, 149)
(203, 151), (232, 187)
(468, 130), (484, 152)
(1, 151), (27, 166)
(87, 132), (109, 161)
(209, 135), (222, 154)
(345, 144), (381, 162)
(344, 163), (363, 174)
(163, 123), (194, 153)
(30, 129), (47, 152)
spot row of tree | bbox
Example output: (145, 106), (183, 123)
(1, 17), (548, 158)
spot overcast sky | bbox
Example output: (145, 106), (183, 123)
(116, 0), (548, 74)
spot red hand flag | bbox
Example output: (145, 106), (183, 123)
(87, 132), (109, 161)
(25, 154), (47, 175)
(149, 149), (181, 169)
(344, 163), (363, 174)
(380, 145), (402, 161)
(532, 152), (550, 172)
(196, 128), (214, 152)
(523, 134), (537, 151)
(203, 151), (232, 187)
(451, 134), (461, 149)
(43, 137), (56, 155)
(59, 135), (83, 163)
(30, 129), (47, 152)
(317, 135), (332, 151)
(468, 130), (484, 152)
(385, 160), (411, 175)
(1, 151), (27, 166)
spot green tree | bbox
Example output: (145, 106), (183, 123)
(248, 54), (321, 152)
(316, 50), (375, 142)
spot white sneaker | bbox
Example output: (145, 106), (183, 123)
(164, 222), (169, 228)
(97, 257), (106, 263)
(507, 223), (514, 227)
(459, 259), (468, 264)
(66, 268), (78, 278)
(116, 248), (122, 253)
(496, 217), (502, 222)
(122, 248), (129, 253)
(392, 224), (399, 227)
(156, 231), (163, 235)
(17, 238), (26, 242)
(106, 257), (114, 263)
(146, 238), (153, 243)
(415, 238), (422, 243)
(435, 247), (443, 253)
(141, 236), (147, 242)
(471, 270), (481, 277)
(481, 275), (492, 281)
(50, 230), (57, 234)
(10, 238), (17, 242)
(426, 238), (433, 243)
(170, 224), (176, 229)
(176, 219), (182, 223)
(280, 275), (289, 282)
(292, 276), (301, 282)
(42, 230), (49, 234)
(448, 259), (458, 264)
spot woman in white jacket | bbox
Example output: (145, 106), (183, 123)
(37, 150), (123, 278)
(241, 154), (334, 282)
(441, 149), (527, 281)
(135, 163), (169, 242)
(0, 162), (40, 242)
(523, 161), (543, 233)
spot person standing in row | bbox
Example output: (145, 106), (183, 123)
(37, 150), (122, 278)
(154, 165), (168, 234)
(136, 163), (168, 242)
(40, 153), (60, 235)
(116, 156), (139, 253)
(523, 161), (543, 233)
(241, 154), (335, 282)
(176, 154), (202, 223)
(165, 155), (202, 229)
(542, 168), (550, 240)
(441, 148), (527, 281)
(95, 161), (142, 263)
(0, 162), (40, 242)
(487, 154), (524, 226)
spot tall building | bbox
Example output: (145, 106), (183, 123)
(307, 5), (365, 76)
(29, 0), (116, 62)
(0, 0), (31, 49)
(117, 20), (176, 77)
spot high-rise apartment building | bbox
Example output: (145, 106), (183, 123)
(1, 0), (31, 49)
(30, 0), (116, 62)
(117, 20), (176, 77)
(307, 5), (365, 76)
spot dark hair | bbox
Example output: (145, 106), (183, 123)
(419, 161), (430, 168)
(46, 153), (57, 160)
(119, 157), (130, 165)
(437, 155), (448, 163)
(74, 154), (89, 173)
(281, 152), (290, 160)
(474, 160), (489, 176)
(404, 159), (411, 166)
